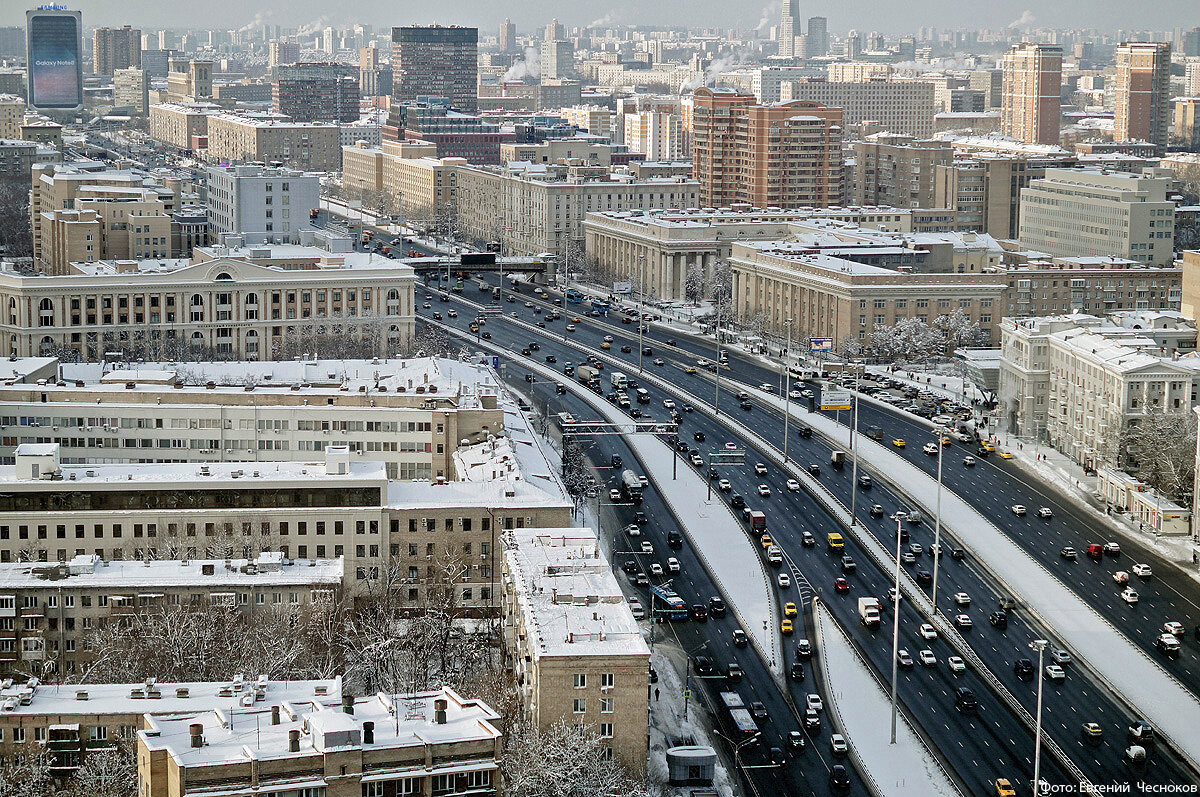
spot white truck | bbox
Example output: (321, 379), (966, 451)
(857, 597), (881, 628)
(610, 371), (628, 390)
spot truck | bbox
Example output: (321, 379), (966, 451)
(858, 597), (881, 628)
(830, 450), (846, 470)
(610, 371), (628, 390)
(576, 365), (600, 388)
(749, 510), (767, 533)
(621, 469), (644, 504)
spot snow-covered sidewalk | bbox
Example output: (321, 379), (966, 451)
(813, 600), (963, 797)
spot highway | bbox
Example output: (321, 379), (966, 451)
(417, 280), (1198, 791)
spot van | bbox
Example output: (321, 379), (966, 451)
(636, 388), (650, 404)
(827, 533), (844, 551)
(628, 598), (645, 620)
(866, 426), (883, 441)
(1086, 543), (1104, 561)
(767, 545), (783, 566)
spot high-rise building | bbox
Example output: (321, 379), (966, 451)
(92, 25), (141, 75)
(1002, 43), (1062, 145)
(544, 18), (564, 41)
(268, 39), (300, 67)
(777, 0), (801, 57)
(541, 39), (574, 79)
(692, 87), (843, 209)
(391, 26), (478, 113)
(781, 80), (936, 138)
(113, 67), (149, 115)
(807, 17), (828, 57)
(358, 46), (391, 97)
(1182, 27), (1200, 57)
(499, 18), (516, 53)
(272, 62), (360, 123)
(1113, 42), (1171, 155)
(1187, 61), (1200, 97)
(1175, 98), (1200, 151)
(853, 134), (953, 208)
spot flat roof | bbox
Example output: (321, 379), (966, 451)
(0, 459), (387, 488)
(0, 555), (344, 590)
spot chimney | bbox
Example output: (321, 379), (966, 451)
(189, 723), (204, 748)
(341, 694), (354, 715)
(363, 721), (374, 744)
(288, 729), (301, 752)
(271, 705), (280, 725)
(434, 698), (447, 725)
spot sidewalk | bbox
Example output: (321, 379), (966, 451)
(813, 600), (962, 797)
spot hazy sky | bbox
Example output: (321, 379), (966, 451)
(2, 1), (1197, 35)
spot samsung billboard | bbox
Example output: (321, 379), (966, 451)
(26, 8), (83, 113)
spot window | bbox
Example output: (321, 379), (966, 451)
(600, 723), (614, 738)
(573, 673), (587, 689)
(600, 697), (614, 713)
(601, 672), (614, 689)
(572, 698), (586, 713)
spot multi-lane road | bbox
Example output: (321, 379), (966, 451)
(416, 272), (1198, 792)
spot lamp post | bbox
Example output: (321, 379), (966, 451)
(848, 365), (862, 525)
(1029, 638), (1049, 796)
(637, 255), (647, 374)
(684, 639), (710, 723)
(931, 425), (945, 609)
(714, 292), (725, 417)
(782, 318), (793, 464)
(889, 512), (904, 744)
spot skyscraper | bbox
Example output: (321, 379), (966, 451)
(1114, 42), (1171, 154)
(391, 25), (478, 113)
(499, 18), (516, 53)
(777, 0), (800, 58)
(92, 25), (141, 75)
(806, 17), (828, 57)
(272, 62), (360, 123)
(544, 18), (564, 41)
(541, 40), (574, 79)
(1001, 43), (1061, 145)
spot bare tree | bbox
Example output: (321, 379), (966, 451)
(0, 175), (33, 260)
(1113, 408), (1197, 504)
(0, 745), (54, 797)
(503, 718), (649, 797)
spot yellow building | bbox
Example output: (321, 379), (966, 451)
(206, 113), (341, 171)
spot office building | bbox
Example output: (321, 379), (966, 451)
(1002, 44), (1062, 145)
(781, 80), (937, 138)
(268, 39), (300, 67)
(1018, 168), (1175, 266)
(272, 62), (360, 123)
(1113, 42), (1171, 154)
(503, 528), (649, 775)
(396, 102), (514, 164)
(112, 67), (149, 115)
(541, 39), (574, 79)
(825, 62), (893, 83)
(970, 69), (1004, 108)
(853, 134), (953, 208)
(205, 113), (341, 171)
(206, 164), (320, 237)
(1175, 98), (1200, 151)
(692, 87), (843, 210)
(777, 0), (801, 58)
(148, 101), (218, 152)
(92, 26), (140, 76)
(807, 17), (828, 57)
(391, 26), (478, 113)
(499, 18), (517, 53)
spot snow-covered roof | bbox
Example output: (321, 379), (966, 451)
(0, 555), (344, 590)
(0, 458), (387, 488)
(503, 528), (649, 659)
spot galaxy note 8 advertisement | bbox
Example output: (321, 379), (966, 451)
(27, 12), (83, 111)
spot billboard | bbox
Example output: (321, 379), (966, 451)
(820, 389), (853, 411)
(26, 8), (83, 113)
(612, 281), (633, 295)
(809, 337), (833, 353)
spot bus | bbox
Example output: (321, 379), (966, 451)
(452, 278), (464, 293)
(718, 691), (761, 742)
(649, 584), (689, 620)
(565, 289), (584, 304)
(788, 364), (819, 382)
(590, 298), (610, 315)
(620, 469), (644, 504)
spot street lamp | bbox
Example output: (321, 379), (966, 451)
(684, 639), (711, 723)
(931, 425), (945, 609)
(1029, 638), (1048, 797)
(637, 255), (647, 374)
(782, 318), (793, 464)
(889, 511), (905, 744)
(848, 364), (863, 525)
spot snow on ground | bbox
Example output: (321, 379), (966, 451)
(742, 383), (1200, 770)
(813, 600), (963, 797)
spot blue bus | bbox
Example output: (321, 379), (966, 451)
(649, 584), (689, 620)
(590, 298), (610, 315)
(565, 289), (584, 304)
(719, 692), (760, 741)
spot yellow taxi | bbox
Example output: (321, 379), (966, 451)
(760, 534), (774, 549)
(999, 451), (1013, 460)
(781, 619), (794, 635)
(571, 316), (582, 323)
(993, 779), (1016, 797)
(685, 366), (697, 374)
(940, 436), (952, 447)
(600, 342), (611, 349)
(892, 438), (906, 448)
(980, 441), (996, 453)
(783, 602), (797, 617)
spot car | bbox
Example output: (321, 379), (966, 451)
(804, 708), (821, 730)
(999, 451), (1013, 459)
(640, 541), (654, 554)
(786, 479), (800, 491)
(600, 342), (611, 349)
(1121, 587), (1140, 605)
(955, 686), (977, 714)
(830, 734), (848, 755)
(709, 596), (726, 617)
(1164, 621), (1186, 637)
(801, 531), (815, 547)
(682, 404), (694, 413)
(897, 649), (914, 668)
(691, 604), (709, 622)
(789, 661), (805, 681)
(623, 523), (641, 538)
(662, 398), (675, 409)
(1128, 720), (1155, 743)
(976, 445), (991, 457)
(808, 463), (821, 476)
(900, 551), (917, 566)
(739, 400), (752, 410)
(1060, 546), (1078, 561)
(1082, 722), (1104, 741)
(833, 577), (850, 594)
(784, 602), (797, 617)
(781, 618), (794, 635)
(1105, 541), (1122, 556)
(760, 534), (773, 549)
(918, 649), (937, 666)
(447, 309), (458, 317)
(994, 778), (1017, 797)
(800, 389), (814, 399)
(950, 547), (966, 561)
(953, 592), (971, 606)
(620, 344), (632, 353)
(693, 655), (715, 675)
(778, 573), (792, 589)
(980, 441), (996, 453)
(954, 614), (973, 630)
(1113, 570), (1130, 585)
(653, 358), (665, 367)
(892, 438), (906, 448)
(634, 573), (650, 586)
(628, 598), (645, 620)
(918, 623), (938, 641)
(758, 484), (771, 497)
(806, 694), (823, 712)
(571, 316), (582, 323)
(480, 332), (492, 339)
(731, 494), (745, 508)
(915, 569), (932, 585)
(732, 629), (748, 647)
(1037, 507), (1053, 519)
(998, 596), (1017, 610)
(1014, 658), (1035, 681)
(767, 745), (785, 765)
(841, 556), (856, 574)
(690, 453), (704, 467)
(789, 389), (803, 399)
(962, 455), (977, 466)
(649, 563), (663, 576)
(1045, 664), (1066, 682)
(797, 426), (813, 438)
(718, 479), (732, 492)
(693, 431), (706, 442)
(795, 639), (813, 659)
(1051, 649), (1072, 666)
(667, 557), (681, 573)
(908, 543), (924, 556)
(1157, 633), (1182, 657)
(566, 324), (576, 332)
(990, 611), (1009, 630)
(1011, 505), (1027, 516)
(788, 730), (806, 750)
(1132, 563), (1153, 579)
(752, 462), (768, 475)
(829, 764), (851, 791)
(857, 474), (872, 489)
(948, 656), (966, 673)
(608, 488), (622, 501)
(724, 441), (739, 450)
(922, 442), (939, 455)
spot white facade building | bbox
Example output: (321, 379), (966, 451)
(205, 164), (321, 238)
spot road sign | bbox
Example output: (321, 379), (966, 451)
(612, 281), (633, 294)
(683, 689), (692, 699)
(490, 356), (500, 369)
(809, 337), (833, 353)
(820, 389), (853, 411)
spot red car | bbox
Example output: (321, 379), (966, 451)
(834, 577), (850, 594)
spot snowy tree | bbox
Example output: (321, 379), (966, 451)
(933, 309), (986, 354)
(0, 746), (53, 797)
(866, 318), (945, 363)
(560, 439), (591, 518)
(683, 262), (706, 305)
(503, 718), (649, 797)
(61, 742), (136, 797)
(837, 335), (865, 360)
(407, 321), (456, 358)
(1112, 408), (1197, 504)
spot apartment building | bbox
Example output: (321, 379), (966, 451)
(502, 529), (649, 775)
(852, 134), (953, 208)
(0, 554), (342, 676)
(1001, 44), (1062, 145)
(1018, 168), (1176, 266)
(1004, 256), (1182, 319)
(780, 80), (936, 138)
(92, 26), (141, 76)
(113, 67), (150, 115)
(148, 102), (217, 151)
(205, 164), (320, 238)
(1174, 99), (1200, 151)
(205, 113), (341, 172)
(561, 105), (613, 137)
(934, 153), (1080, 239)
(0, 94), (23, 139)
(453, 160), (699, 258)
(272, 62), (360, 124)
(691, 87), (843, 210)
(1113, 42), (1171, 154)
(825, 62), (893, 83)
(0, 138), (36, 179)
(341, 139), (464, 222)
(623, 110), (685, 162)
(391, 26), (478, 113)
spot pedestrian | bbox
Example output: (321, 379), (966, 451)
(654, 687), (660, 702)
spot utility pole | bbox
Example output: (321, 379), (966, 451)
(1030, 639), (1049, 796)
(782, 318), (793, 463)
(890, 513), (903, 744)
(932, 425), (945, 608)
(849, 365), (861, 524)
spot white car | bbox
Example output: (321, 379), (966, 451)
(608, 488), (622, 501)
(922, 443), (939, 455)
(759, 383), (774, 392)
(948, 656), (966, 673)
(667, 557), (681, 573)
(640, 541), (654, 554)
(1011, 505), (1027, 516)
(718, 479), (732, 492)
(1104, 542), (1122, 556)
(954, 614), (973, 630)
(918, 649), (937, 666)
(806, 694), (823, 712)
(789, 389), (803, 399)
(1044, 665), (1066, 682)
(953, 592), (971, 606)
(1113, 571), (1130, 585)
(801, 389), (814, 399)
(1121, 587), (1140, 605)
(603, 335), (614, 342)
(447, 309), (458, 317)
(787, 479), (801, 492)
(755, 462), (768, 475)
(830, 734), (848, 755)
(524, 301), (534, 308)
(758, 484), (772, 497)
(650, 563), (663, 576)
(1050, 649), (1071, 666)
(662, 399), (676, 409)
(724, 442), (739, 451)
(1163, 621), (1185, 637)
(624, 523), (641, 537)
(566, 324), (576, 332)
(1132, 563), (1153, 579)
(918, 623), (938, 641)
(1037, 507), (1053, 519)
(962, 455), (976, 466)
(778, 573), (791, 589)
